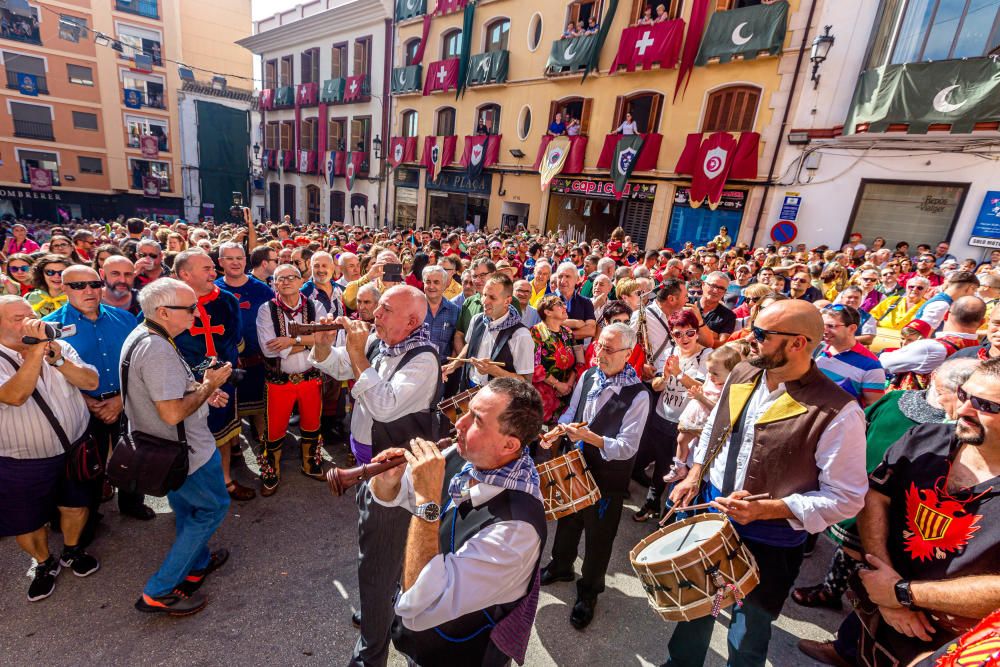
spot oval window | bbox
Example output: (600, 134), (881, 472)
(518, 105), (532, 140)
(528, 12), (543, 52)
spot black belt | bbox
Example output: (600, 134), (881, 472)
(266, 369), (320, 385)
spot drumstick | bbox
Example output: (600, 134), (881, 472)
(657, 493), (771, 527)
(446, 357), (507, 367)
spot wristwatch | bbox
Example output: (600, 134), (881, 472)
(415, 501), (441, 522)
(294, 335), (303, 345)
(894, 579), (915, 609)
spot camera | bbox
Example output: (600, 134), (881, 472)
(382, 262), (404, 284)
(230, 191), (245, 222)
(22, 323), (77, 345)
(209, 359), (246, 385)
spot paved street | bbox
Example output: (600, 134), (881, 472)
(0, 437), (843, 666)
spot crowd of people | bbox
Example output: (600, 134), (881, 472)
(0, 212), (998, 667)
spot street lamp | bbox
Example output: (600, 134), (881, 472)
(810, 25), (835, 89)
(253, 142), (261, 160)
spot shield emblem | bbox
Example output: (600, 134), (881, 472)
(617, 147), (638, 174)
(346, 161), (355, 180)
(547, 145), (567, 165)
(393, 142), (404, 163)
(471, 143), (484, 165)
(703, 147), (729, 179)
(431, 144), (441, 165)
(914, 503), (951, 541)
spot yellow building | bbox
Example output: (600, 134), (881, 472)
(388, 0), (808, 249)
(0, 0), (252, 221)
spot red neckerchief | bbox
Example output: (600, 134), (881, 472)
(979, 347), (990, 361)
(274, 295), (304, 318)
(198, 285), (220, 307)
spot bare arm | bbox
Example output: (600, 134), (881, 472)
(912, 576), (1000, 619)
(857, 489), (894, 563)
(0, 345), (45, 406)
(402, 516), (441, 592)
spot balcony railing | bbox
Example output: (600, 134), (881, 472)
(13, 119), (55, 140)
(6, 71), (48, 94)
(115, 0), (159, 19)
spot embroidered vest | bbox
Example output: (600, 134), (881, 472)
(264, 298), (317, 376)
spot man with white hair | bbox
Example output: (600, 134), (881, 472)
(555, 261), (595, 341)
(336, 252), (361, 290)
(301, 251), (344, 318)
(692, 271), (737, 347)
(133, 238), (167, 288)
(422, 264), (460, 363)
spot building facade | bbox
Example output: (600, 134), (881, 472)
(386, 0), (811, 248)
(762, 0), (1000, 259)
(0, 0), (253, 222)
(239, 0), (393, 228)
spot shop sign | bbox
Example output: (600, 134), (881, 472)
(0, 187), (62, 201)
(394, 167), (420, 188)
(425, 169), (491, 195)
(970, 190), (1000, 248)
(674, 187), (745, 211)
(550, 177), (656, 201)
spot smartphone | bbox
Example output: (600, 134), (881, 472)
(383, 263), (404, 283)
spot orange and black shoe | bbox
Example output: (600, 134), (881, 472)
(135, 589), (207, 616)
(176, 548), (229, 595)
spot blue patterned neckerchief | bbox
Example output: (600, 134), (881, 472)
(447, 449), (542, 504)
(586, 363), (641, 403)
(378, 323), (432, 358)
(482, 305), (522, 334)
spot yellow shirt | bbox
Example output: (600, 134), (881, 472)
(443, 279), (462, 301)
(529, 283), (549, 309)
(869, 295), (926, 330)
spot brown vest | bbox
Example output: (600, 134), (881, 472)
(705, 361), (854, 499)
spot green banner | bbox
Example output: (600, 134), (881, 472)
(467, 50), (509, 86)
(456, 0), (476, 98)
(196, 101), (250, 219)
(611, 135), (644, 197)
(320, 78), (345, 103)
(391, 66), (422, 94)
(844, 58), (1000, 135)
(585, 0), (618, 80)
(274, 86), (295, 106)
(396, 0), (426, 20)
(695, 0), (788, 65)
(547, 34), (599, 74)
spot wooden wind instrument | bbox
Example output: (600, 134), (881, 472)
(325, 438), (454, 497)
(288, 321), (347, 337)
(539, 421), (588, 448)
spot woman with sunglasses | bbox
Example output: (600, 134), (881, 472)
(5, 253), (34, 296)
(869, 275), (930, 332)
(26, 255), (70, 316)
(730, 284), (777, 334)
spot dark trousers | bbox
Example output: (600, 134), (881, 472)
(665, 538), (806, 667)
(548, 495), (625, 600)
(633, 413), (678, 509)
(79, 412), (145, 546)
(349, 482), (410, 667)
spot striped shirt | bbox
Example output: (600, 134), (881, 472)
(0, 341), (92, 459)
(816, 343), (886, 404)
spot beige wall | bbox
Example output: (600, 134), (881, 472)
(178, 0), (253, 82)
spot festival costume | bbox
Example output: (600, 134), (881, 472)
(888, 334), (979, 391)
(216, 275), (273, 416)
(870, 296), (927, 330)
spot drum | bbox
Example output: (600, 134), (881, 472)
(870, 327), (903, 354)
(437, 387), (481, 426)
(630, 513), (760, 622)
(535, 449), (600, 521)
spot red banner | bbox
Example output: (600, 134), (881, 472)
(412, 15), (432, 65)
(596, 133), (662, 171)
(317, 103), (328, 174)
(344, 75), (367, 102)
(281, 149), (295, 171)
(690, 132), (738, 210)
(460, 135), (487, 167)
(484, 134), (501, 166)
(295, 82), (318, 107)
(330, 150), (346, 176)
(139, 134), (159, 158)
(422, 136), (457, 181)
(298, 150), (317, 174)
(259, 89), (274, 110)
(29, 167), (52, 192)
(423, 58), (459, 95)
(389, 136), (418, 168)
(675, 0), (710, 101)
(730, 132), (761, 180)
(674, 132), (703, 174)
(142, 176), (160, 198)
(534, 135), (587, 174)
(434, 0), (467, 15)
(610, 20), (685, 73)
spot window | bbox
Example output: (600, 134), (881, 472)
(401, 110), (418, 138)
(404, 38), (421, 66)
(702, 85), (760, 133)
(353, 37), (371, 77)
(280, 55), (293, 86)
(0, 3), (41, 45)
(330, 191), (346, 222)
(115, 0), (159, 20)
(268, 183), (281, 223)
(613, 92), (663, 133)
(485, 18), (510, 52)
(847, 180), (968, 250)
(442, 29), (462, 59)
(351, 116), (372, 171)
(528, 13), (544, 51)
(280, 121), (294, 150)
(329, 117), (346, 150)
(67, 64), (93, 86)
(265, 60), (278, 89)
(886, 0), (1000, 65)
(125, 115), (168, 151)
(129, 158), (171, 191)
(331, 42), (347, 79)
(122, 71), (165, 109)
(476, 104), (501, 135)
(568, 0), (603, 26)
(436, 107), (456, 136)
(306, 185), (320, 224)
(78, 156), (103, 174)
(11, 102), (53, 140)
(58, 15), (87, 44)
(301, 117), (317, 151)
(18, 149), (59, 184)
(4, 52), (48, 94)
(117, 24), (163, 66)
(518, 105), (532, 140)
(283, 184), (296, 219)
(549, 97), (593, 134)
(301, 48), (320, 84)
(265, 121), (279, 150)
(630, 0), (683, 23)
(72, 111), (99, 131)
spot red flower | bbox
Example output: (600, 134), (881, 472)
(553, 344), (575, 370)
(532, 364), (547, 383)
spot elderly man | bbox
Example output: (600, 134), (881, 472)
(100, 255), (140, 315)
(44, 265), (151, 527)
(541, 323), (651, 629)
(0, 296), (99, 602)
(912, 271), (980, 332)
(336, 252), (361, 291)
(422, 264), (460, 364)
(355, 283), (380, 323)
(439, 254), (463, 301)
(310, 285), (441, 667)
(513, 279), (541, 327)
(123, 279), (232, 616)
(870, 276), (930, 330)
(555, 261), (596, 341)
(692, 271), (737, 348)
(342, 249), (401, 311)
(133, 238), (166, 288)
(664, 300), (868, 667)
(301, 251), (344, 317)
(172, 250), (251, 502)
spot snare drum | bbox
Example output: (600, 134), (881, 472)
(630, 513), (759, 622)
(535, 449), (600, 521)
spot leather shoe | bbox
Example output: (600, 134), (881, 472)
(569, 597), (596, 630)
(540, 565), (574, 586)
(120, 504), (156, 521)
(351, 610), (361, 628)
(797, 639), (852, 667)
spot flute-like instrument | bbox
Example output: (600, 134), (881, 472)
(325, 438), (454, 497)
(446, 357), (506, 367)
(540, 421), (588, 447)
(658, 493), (771, 527)
(288, 321), (347, 337)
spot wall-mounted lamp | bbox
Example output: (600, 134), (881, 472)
(810, 25), (835, 89)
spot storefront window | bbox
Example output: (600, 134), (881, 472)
(846, 180), (967, 251)
(666, 187), (745, 250)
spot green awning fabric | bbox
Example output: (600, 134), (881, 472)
(468, 50), (509, 86)
(274, 86), (295, 106)
(320, 78), (345, 103)
(695, 0), (788, 65)
(844, 57), (1000, 135)
(391, 66), (422, 94)
(196, 101), (249, 221)
(396, 0), (426, 20)
(546, 34), (599, 74)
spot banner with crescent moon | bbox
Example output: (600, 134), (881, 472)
(694, 0), (788, 66)
(844, 58), (1000, 135)
(395, 0), (426, 20)
(391, 65), (422, 94)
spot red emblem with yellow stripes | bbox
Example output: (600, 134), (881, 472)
(904, 483), (982, 562)
(914, 503), (952, 541)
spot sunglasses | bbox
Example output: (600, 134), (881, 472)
(139, 252), (161, 259)
(8, 265), (29, 273)
(671, 329), (698, 339)
(65, 280), (104, 290)
(752, 326), (810, 343)
(162, 303), (198, 314)
(957, 386), (1000, 414)
(907, 285), (926, 291)
(44, 268), (64, 277)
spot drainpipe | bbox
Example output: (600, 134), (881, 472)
(382, 16), (394, 229)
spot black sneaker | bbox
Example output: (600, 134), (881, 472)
(135, 589), (207, 616)
(27, 556), (61, 601)
(176, 548), (229, 595)
(60, 546), (100, 577)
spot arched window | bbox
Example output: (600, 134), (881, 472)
(442, 29), (462, 59)
(436, 107), (456, 136)
(404, 38), (421, 66)
(283, 184), (296, 220)
(306, 185), (321, 224)
(401, 110), (419, 138)
(612, 92), (664, 133)
(702, 85), (760, 133)
(548, 96), (593, 134)
(330, 190), (346, 223)
(475, 104), (501, 135)
(485, 18), (510, 52)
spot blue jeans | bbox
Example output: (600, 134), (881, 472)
(144, 450), (230, 597)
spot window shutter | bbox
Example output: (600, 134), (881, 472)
(612, 95), (626, 131)
(647, 95), (663, 132)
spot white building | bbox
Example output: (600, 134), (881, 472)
(761, 0), (1000, 261)
(237, 0), (392, 227)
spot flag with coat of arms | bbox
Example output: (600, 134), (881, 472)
(610, 135), (645, 200)
(539, 136), (571, 191)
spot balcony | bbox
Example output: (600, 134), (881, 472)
(6, 71), (48, 94)
(0, 11), (41, 45)
(127, 133), (169, 152)
(467, 51), (508, 86)
(13, 119), (55, 140)
(609, 21), (684, 73)
(546, 34), (600, 75)
(390, 65), (422, 95)
(115, 0), (159, 20)
(20, 165), (60, 186)
(273, 86), (295, 108)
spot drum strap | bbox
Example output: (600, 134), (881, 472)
(695, 374), (762, 494)
(720, 397), (755, 496)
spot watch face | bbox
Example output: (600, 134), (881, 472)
(420, 503), (440, 521)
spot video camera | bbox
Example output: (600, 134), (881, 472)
(230, 191), (245, 223)
(22, 323), (77, 345)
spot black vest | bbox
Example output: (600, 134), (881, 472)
(392, 450), (546, 666)
(460, 316), (525, 389)
(265, 298), (317, 376)
(365, 339), (442, 455)
(572, 366), (649, 496)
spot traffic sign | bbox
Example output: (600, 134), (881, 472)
(779, 193), (801, 221)
(771, 221), (798, 244)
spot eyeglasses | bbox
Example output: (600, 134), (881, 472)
(751, 326), (810, 343)
(593, 341), (630, 354)
(162, 303), (198, 314)
(704, 283), (727, 291)
(907, 285), (926, 291)
(957, 386), (1000, 414)
(138, 252), (161, 260)
(65, 280), (104, 290)
(8, 265), (29, 273)
(861, 276), (877, 282)
(50, 243), (71, 250)
(44, 268), (64, 277)
(881, 273), (896, 278)
(274, 275), (300, 283)
(671, 329), (698, 339)
(791, 277), (808, 283)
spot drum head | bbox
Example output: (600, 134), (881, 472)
(635, 518), (724, 563)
